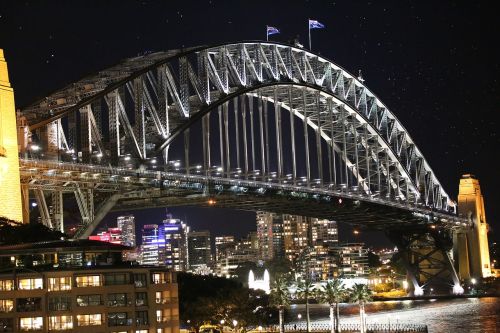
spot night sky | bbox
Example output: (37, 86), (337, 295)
(1, 1), (499, 245)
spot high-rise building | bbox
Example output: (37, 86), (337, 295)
(162, 217), (188, 272)
(117, 215), (136, 247)
(256, 212), (339, 265)
(215, 236), (235, 262)
(309, 218), (338, 248)
(141, 224), (165, 266)
(256, 212), (285, 261)
(0, 240), (180, 333)
(283, 215), (309, 263)
(332, 243), (369, 278)
(216, 233), (259, 277)
(187, 231), (212, 273)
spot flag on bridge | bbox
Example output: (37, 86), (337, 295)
(308, 19), (325, 29)
(308, 19), (325, 50)
(266, 26), (280, 41)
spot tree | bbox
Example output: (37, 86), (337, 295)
(367, 251), (382, 268)
(270, 274), (290, 333)
(349, 284), (372, 333)
(296, 277), (316, 333)
(317, 279), (346, 333)
(0, 218), (65, 245)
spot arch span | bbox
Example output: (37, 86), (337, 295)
(19, 41), (460, 236)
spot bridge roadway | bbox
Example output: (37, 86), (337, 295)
(20, 158), (469, 233)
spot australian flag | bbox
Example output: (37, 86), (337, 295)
(267, 26), (280, 36)
(309, 19), (325, 29)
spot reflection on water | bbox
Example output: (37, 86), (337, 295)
(286, 297), (500, 333)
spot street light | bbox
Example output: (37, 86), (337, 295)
(220, 320), (225, 325)
(297, 314), (302, 320)
(471, 278), (477, 285)
(232, 320), (238, 327)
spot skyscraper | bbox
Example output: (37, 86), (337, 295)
(117, 215), (136, 247)
(162, 216), (188, 271)
(141, 224), (165, 266)
(215, 236), (235, 262)
(187, 230), (212, 273)
(256, 211), (285, 260)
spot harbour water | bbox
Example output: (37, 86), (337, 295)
(286, 297), (500, 333)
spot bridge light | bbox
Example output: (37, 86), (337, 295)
(30, 144), (40, 151)
(124, 156), (131, 161)
(96, 152), (103, 158)
(453, 284), (464, 295)
(208, 199), (216, 205)
(174, 161), (181, 167)
(471, 278), (477, 285)
(414, 285), (424, 296)
(338, 198), (342, 204)
(31, 202), (37, 207)
(430, 224), (436, 229)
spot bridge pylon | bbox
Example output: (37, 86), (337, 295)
(0, 49), (24, 223)
(388, 227), (462, 295)
(454, 174), (491, 279)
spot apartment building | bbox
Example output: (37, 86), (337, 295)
(0, 240), (179, 333)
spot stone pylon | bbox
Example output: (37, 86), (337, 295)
(0, 49), (23, 223)
(455, 174), (491, 279)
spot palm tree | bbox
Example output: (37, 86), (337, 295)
(270, 274), (290, 333)
(349, 284), (372, 333)
(296, 278), (316, 333)
(318, 279), (346, 333)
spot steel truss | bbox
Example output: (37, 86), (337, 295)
(19, 41), (465, 238)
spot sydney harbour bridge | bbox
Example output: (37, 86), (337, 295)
(5, 42), (490, 294)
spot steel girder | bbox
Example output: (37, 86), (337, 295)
(19, 42), (464, 236)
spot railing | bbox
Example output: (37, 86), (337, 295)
(283, 323), (428, 333)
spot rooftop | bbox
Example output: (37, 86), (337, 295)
(0, 239), (130, 256)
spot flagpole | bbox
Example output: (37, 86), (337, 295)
(308, 19), (312, 50)
(266, 26), (269, 41)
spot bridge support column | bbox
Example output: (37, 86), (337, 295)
(456, 174), (491, 279)
(388, 228), (462, 295)
(0, 49), (23, 222)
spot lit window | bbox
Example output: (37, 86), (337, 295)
(76, 314), (102, 326)
(76, 295), (101, 307)
(152, 272), (170, 284)
(0, 280), (14, 291)
(18, 278), (43, 290)
(48, 277), (72, 291)
(75, 275), (101, 287)
(0, 299), (13, 313)
(136, 330), (148, 333)
(19, 317), (43, 331)
(48, 316), (73, 330)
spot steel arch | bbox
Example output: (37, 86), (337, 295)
(20, 41), (456, 232)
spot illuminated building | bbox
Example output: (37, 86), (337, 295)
(140, 224), (165, 266)
(283, 215), (309, 263)
(0, 49), (23, 222)
(216, 233), (259, 277)
(89, 227), (123, 245)
(332, 243), (369, 278)
(187, 231), (213, 273)
(215, 236), (235, 263)
(0, 240), (179, 333)
(117, 215), (136, 247)
(162, 217), (188, 272)
(256, 212), (285, 260)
